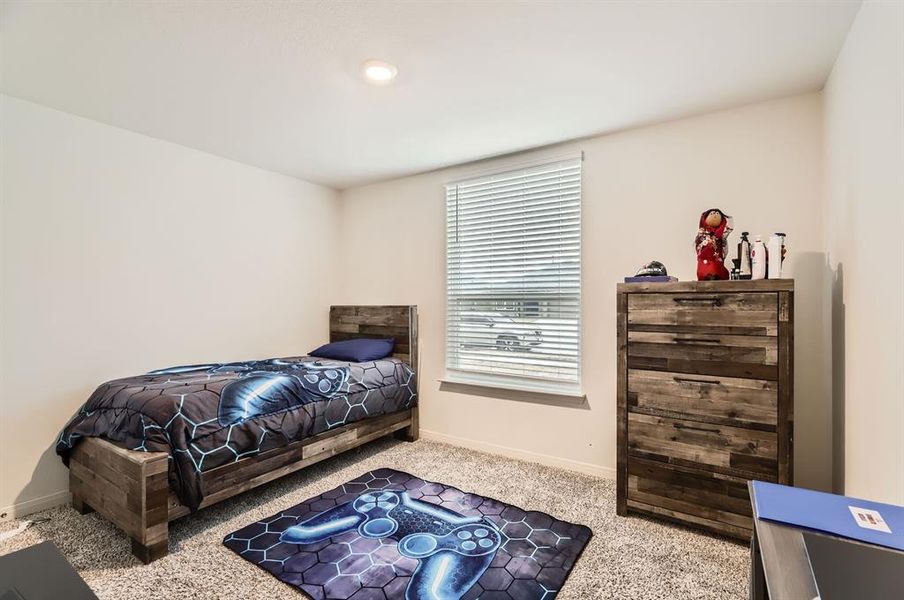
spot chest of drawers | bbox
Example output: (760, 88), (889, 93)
(616, 280), (793, 540)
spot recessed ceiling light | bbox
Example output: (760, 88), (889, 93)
(362, 60), (398, 84)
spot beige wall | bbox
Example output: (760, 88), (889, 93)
(338, 93), (832, 490)
(823, 1), (904, 504)
(0, 95), (340, 516)
(11, 33), (897, 514)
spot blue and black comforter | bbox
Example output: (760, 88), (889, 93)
(56, 356), (416, 510)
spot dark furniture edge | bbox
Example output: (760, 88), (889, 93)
(617, 279), (794, 293)
(616, 290), (628, 516)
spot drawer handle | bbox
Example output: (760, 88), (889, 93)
(672, 296), (723, 306)
(673, 376), (721, 385)
(673, 422), (720, 434)
(673, 337), (720, 345)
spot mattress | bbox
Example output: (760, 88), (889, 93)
(56, 356), (417, 510)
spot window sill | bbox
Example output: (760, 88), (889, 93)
(438, 374), (586, 403)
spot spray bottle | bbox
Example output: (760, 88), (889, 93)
(737, 232), (752, 279)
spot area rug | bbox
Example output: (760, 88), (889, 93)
(224, 468), (592, 599)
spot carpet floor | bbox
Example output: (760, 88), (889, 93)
(0, 438), (749, 599)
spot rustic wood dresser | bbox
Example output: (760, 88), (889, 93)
(616, 280), (793, 540)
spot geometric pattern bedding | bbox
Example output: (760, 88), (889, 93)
(224, 469), (592, 599)
(56, 357), (416, 510)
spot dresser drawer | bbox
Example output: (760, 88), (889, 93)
(627, 458), (752, 534)
(628, 412), (777, 479)
(626, 330), (778, 380)
(627, 292), (778, 336)
(627, 369), (778, 428)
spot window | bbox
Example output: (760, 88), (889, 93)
(445, 156), (582, 388)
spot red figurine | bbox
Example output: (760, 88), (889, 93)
(694, 208), (733, 281)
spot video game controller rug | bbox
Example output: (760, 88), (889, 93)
(223, 468), (592, 600)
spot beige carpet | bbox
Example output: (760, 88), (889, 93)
(0, 438), (748, 599)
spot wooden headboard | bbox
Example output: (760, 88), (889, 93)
(329, 305), (418, 372)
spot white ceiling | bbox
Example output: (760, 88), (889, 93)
(1, 1), (860, 189)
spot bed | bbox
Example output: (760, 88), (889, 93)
(56, 305), (419, 563)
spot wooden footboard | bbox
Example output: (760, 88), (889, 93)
(70, 407), (417, 563)
(69, 435), (170, 562)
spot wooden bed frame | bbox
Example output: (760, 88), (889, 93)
(68, 305), (419, 563)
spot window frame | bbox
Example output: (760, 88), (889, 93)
(443, 153), (584, 395)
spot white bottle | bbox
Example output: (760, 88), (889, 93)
(751, 235), (767, 280)
(767, 233), (785, 279)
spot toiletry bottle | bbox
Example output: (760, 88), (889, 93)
(738, 232), (752, 279)
(751, 235), (767, 280)
(767, 233), (786, 279)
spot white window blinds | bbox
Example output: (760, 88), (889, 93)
(446, 156), (582, 385)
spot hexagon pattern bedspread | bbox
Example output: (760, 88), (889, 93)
(56, 357), (417, 510)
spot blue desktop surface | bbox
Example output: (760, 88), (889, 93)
(751, 480), (904, 551)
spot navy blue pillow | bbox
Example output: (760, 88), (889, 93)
(309, 338), (395, 362)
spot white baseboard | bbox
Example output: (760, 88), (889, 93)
(420, 429), (615, 479)
(0, 490), (71, 521)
